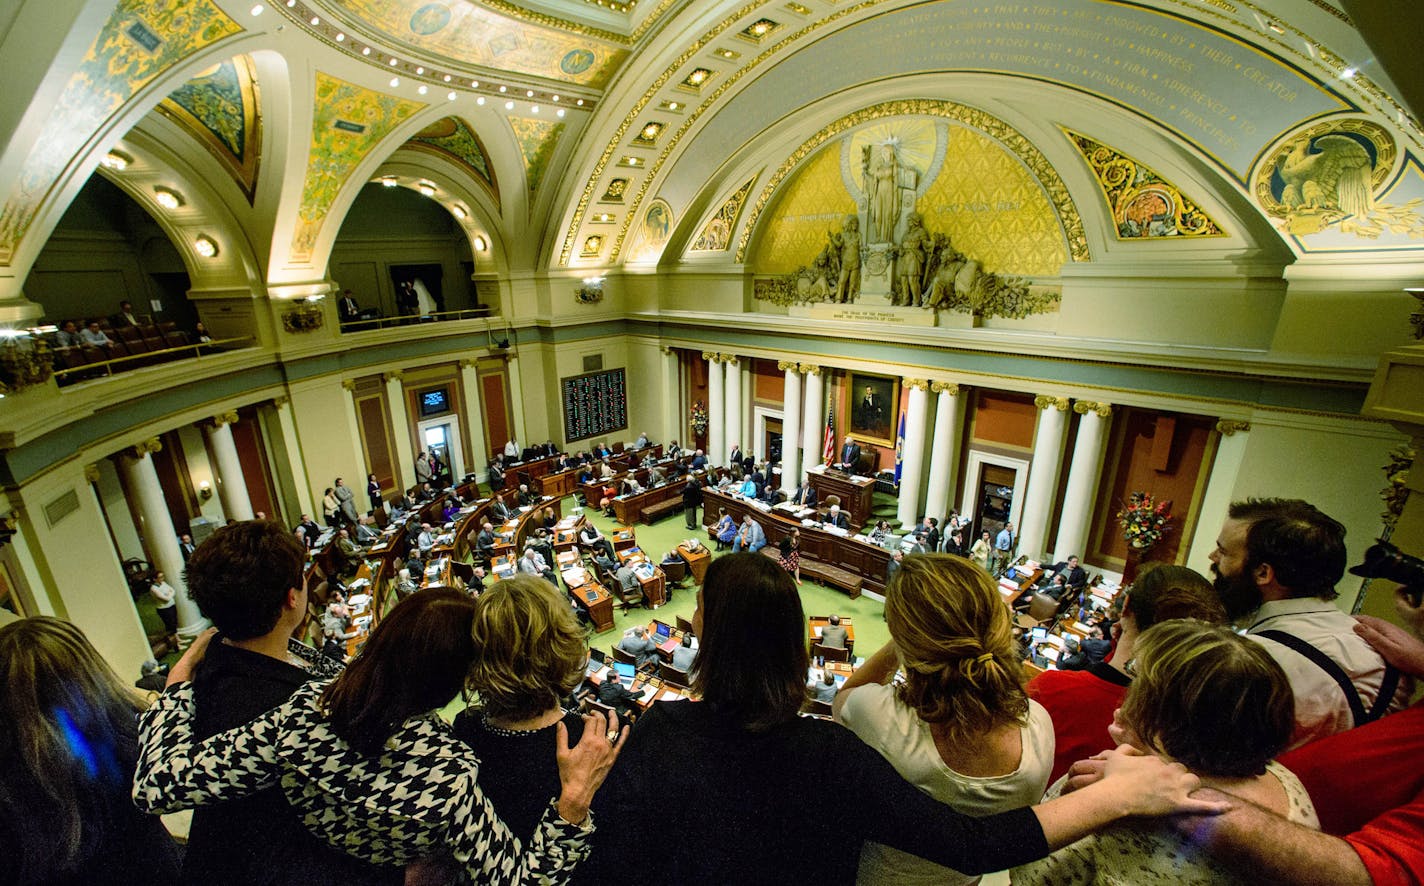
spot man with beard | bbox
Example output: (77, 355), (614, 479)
(1208, 498), (1410, 749)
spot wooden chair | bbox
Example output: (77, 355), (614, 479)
(811, 643), (850, 663)
(676, 614), (694, 633)
(611, 646), (638, 667)
(659, 663), (691, 688)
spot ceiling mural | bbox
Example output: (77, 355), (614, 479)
(627, 199), (673, 263)
(158, 56), (262, 202)
(405, 116), (499, 205)
(740, 101), (1083, 270)
(1253, 118), (1424, 250)
(0, 0), (242, 265)
(689, 175), (757, 253)
(324, 0), (627, 88)
(292, 73), (426, 260)
(1065, 129), (1226, 239)
(507, 116), (565, 194)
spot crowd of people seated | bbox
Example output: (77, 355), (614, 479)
(47, 300), (218, 383)
(4, 471), (1423, 884)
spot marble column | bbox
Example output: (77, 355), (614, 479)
(800, 365), (824, 474)
(270, 396), (315, 520)
(506, 353), (528, 445)
(1018, 395), (1071, 561)
(922, 382), (962, 524)
(458, 359), (491, 481)
(660, 347), (680, 446)
(119, 439), (205, 638)
(704, 352), (725, 468)
(202, 411), (253, 521)
(384, 370), (416, 486)
(1186, 419), (1252, 573)
(779, 361), (803, 494)
(723, 354), (742, 465)
(896, 379), (931, 527)
(1053, 400), (1114, 562)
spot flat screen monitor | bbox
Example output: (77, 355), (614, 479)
(1030, 627), (1048, 641)
(612, 662), (636, 680)
(418, 387), (450, 417)
(588, 648), (606, 663)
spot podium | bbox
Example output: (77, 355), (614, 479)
(808, 469), (876, 528)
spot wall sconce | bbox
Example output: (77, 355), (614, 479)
(153, 187), (184, 209)
(193, 235), (219, 257)
(198, 480), (213, 501)
(575, 276), (605, 305)
(472, 235), (488, 251)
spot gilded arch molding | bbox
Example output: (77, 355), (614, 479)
(734, 99), (1090, 264)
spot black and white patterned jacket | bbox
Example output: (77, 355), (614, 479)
(133, 681), (592, 884)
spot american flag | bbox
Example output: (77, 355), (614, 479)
(822, 406), (835, 466)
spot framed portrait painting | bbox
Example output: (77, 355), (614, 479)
(848, 372), (899, 446)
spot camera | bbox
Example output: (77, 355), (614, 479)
(1349, 541), (1424, 607)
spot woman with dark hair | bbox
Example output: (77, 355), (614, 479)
(778, 527), (802, 584)
(577, 553), (1225, 884)
(322, 486), (339, 527)
(135, 589), (625, 883)
(0, 617), (180, 884)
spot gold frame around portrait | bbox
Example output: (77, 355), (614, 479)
(847, 371), (899, 448)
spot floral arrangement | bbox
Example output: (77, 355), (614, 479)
(690, 400), (709, 437)
(1117, 491), (1172, 551)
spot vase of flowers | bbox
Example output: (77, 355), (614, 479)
(690, 401), (709, 440)
(1116, 491), (1172, 583)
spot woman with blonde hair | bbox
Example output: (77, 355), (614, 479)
(835, 553), (1054, 885)
(455, 575), (592, 842)
(0, 617), (180, 884)
(1012, 619), (1315, 884)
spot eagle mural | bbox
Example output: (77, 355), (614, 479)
(1276, 133), (1374, 218)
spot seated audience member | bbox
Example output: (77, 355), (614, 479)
(296, 513), (320, 542)
(579, 523), (617, 561)
(517, 484), (538, 507)
(713, 509), (737, 550)
(475, 521), (498, 560)
(353, 515), (380, 544)
(394, 568), (420, 599)
(136, 658), (170, 692)
(732, 515), (766, 553)
(834, 553), (1054, 884)
(618, 626), (660, 669)
(489, 497), (513, 523)
(1013, 619), (1316, 886)
(1057, 625), (1112, 671)
(454, 576), (592, 844)
(824, 505), (850, 530)
(737, 475), (757, 498)
(592, 548), (619, 576)
(0, 618), (181, 884)
(690, 449), (708, 469)
(666, 440), (682, 458)
(868, 519), (892, 545)
(135, 591), (625, 882)
(1028, 563), (1226, 782)
(634, 431), (650, 449)
(539, 506), (558, 530)
(648, 466), (667, 487)
(54, 319), (82, 348)
(417, 523), (435, 554)
(1210, 498), (1411, 747)
(576, 465), (594, 485)
(1042, 555), (1088, 589)
(337, 528), (362, 567)
(807, 671), (838, 704)
(79, 319), (114, 347)
(819, 614), (849, 649)
(640, 452), (657, 470)
(1135, 588), (1424, 885)
(580, 553), (1225, 882)
(519, 545), (557, 585)
(442, 498), (461, 523)
(944, 528), (967, 557)
(175, 522), (382, 882)
(596, 671), (643, 721)
(672, 634), (697, 672)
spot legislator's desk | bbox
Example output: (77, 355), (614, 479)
(676, 542), (711, 585)
(806, 466), (876, 529)
(585, 663), (693, 708)
(616, 547), (667, 608)
(646, 619), (691, 661)
(611, 467), (702, 526)
(563, 565), (615, 633)
(808, 616), (857, 654)
(702, 488), (894, 597)
(537, 467), (581, 498)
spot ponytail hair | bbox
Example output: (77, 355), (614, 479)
(885, 554), (1029, 746)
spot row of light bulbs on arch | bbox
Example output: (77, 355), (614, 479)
(379, 176), (489, 251)
(249, 2), (578, 115)
(99, 151), (220, 258)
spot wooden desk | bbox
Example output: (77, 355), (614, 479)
(565, 567), (615, 633)
(676, 542), (711, 585)
(808, 616), (857, 651)
(585, 664), (691, 708)
(616, 547), (666, 608)
(538, 467), (581, 498)
(702, 489), (893, 596)
(645, 619), (688, 660)
(806, 468), (876, 528)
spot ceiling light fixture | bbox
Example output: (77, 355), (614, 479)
(557, 108), (565, 117)
(417, 85), (427, 95)
(476, 96), (485, 105)
(153, 187), (184, 209)
(472, 79), (480, 87)
(504, 100), (514, 109)
(577, 98), (585, 106)
(552, 95), (559, 102)
(336, 32), (345, 41)
(1342, 66), (1357, 78)
(499, 85), (507, 93)
(527, 90), (534, 97)
(416, 66), (425, 74)
(390, 77), (400, 87)
(250, 3), (264, 15)
(452, 206), (467, 220)
(531, 105), (539, 113)
(362, 46), (371, 55)
(444, 74), (452, 82)
(417, 182), (435, 196)
(472, 235), (488, 251)
(101, 150), (132, 170)
(389, 57), (399, 66)
(381, 175), (399, 187)
(193, 235), (219, 257)
(447, 91), (457, 101)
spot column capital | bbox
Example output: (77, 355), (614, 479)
(1035, 394), (1070, 411)
(660, 345), (675, 355)
(206, 410), (239, 427)
(1216, 419), (1252, 436)
(931, 381), (960, 396)
(798, 363), (821, 375)
(83, 463), (102, 483)
(458, 358), (479, 369)
(777, 360), (800, 372)
(720, 353), (739, 365)
(1073, 400), (1113, 417)
(902, 378), (929, 391)
(340, 378), (358, 392)
(130, 437), (163, 458)
(382, 370), (404, 383)
(702, 350), (719, 363)
(272, 395), (290, 408)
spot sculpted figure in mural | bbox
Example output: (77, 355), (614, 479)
(925, 238), (968, 308)
(863, 142), (915, 244)
(832, 215), (861, 303)
(893, 212), (931, 307)
(1275, 133), (1373, 218)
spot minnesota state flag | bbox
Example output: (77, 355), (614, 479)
(893, 410), (906, 485)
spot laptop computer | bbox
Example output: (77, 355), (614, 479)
(654, 622), (672, 639)
(612, 661), (637, 681)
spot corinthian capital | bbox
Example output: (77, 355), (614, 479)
(1216, 419), (1251, 436)
(1073, 400), (1113, 417)
(1034, 395), (1069, 411)
(931, 381), (960, 396)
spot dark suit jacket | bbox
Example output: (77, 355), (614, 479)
(840, 443), (862, 468)
(728, 448), (743, 467)
(490, 501), (513, 522)
(826, 511), (850, 530)
(597, 680), (641, 716)
(791, 484), (817, 507)
(1047, 562), (1088, 588)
